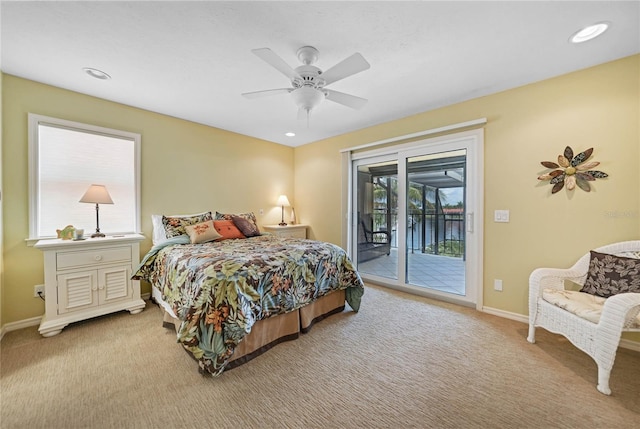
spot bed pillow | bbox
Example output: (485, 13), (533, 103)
(184, 220), (222, 244)
(215, 211), (259, 230)
(231, 215), (261, 237)
(151, 214), (166, 245)
(213, 220), (246, 240)
(152, 213), (210, 244)
(580, 250), (640, 297)
(162, 211), (213, 238)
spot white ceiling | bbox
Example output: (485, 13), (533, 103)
(1, 1), (639, 147)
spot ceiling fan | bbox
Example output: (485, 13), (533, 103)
(242, 46), (370, 120)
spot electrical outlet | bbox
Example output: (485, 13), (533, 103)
(494, 279), (503, 292)
(259, 208), (264, 215)
(34, 284), (45, 298)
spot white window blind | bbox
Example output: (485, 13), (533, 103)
(28, 114), (141, 239)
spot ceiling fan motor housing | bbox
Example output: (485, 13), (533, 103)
(293, 65), (324, 89)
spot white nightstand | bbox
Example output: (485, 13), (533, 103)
(34, 234), (145, 337)
(263, 224), (308, 239)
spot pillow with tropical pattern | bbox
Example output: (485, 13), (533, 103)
(162, 211), (213, 238)
(215, 211), (259, 232)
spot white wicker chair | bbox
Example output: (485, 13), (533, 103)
(527, 240), (640, 395)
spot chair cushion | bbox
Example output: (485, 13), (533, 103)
(542, 289), (640, 328)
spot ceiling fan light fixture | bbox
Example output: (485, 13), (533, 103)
(570, 22), (610, 43)
(291, 86), (324, 111)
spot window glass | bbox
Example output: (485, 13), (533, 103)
(29, 114), (140, 239)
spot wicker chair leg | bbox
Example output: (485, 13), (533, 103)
(596, 366), (612, 395)
(527, 324), (536, 343)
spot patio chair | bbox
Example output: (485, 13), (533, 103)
(527, 240), (640, 395)
(357, 219), (391, 263)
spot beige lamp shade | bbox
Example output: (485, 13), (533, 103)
(276, 195), (290, 207)
(79, 185), (114, 205)
(79, 185), (113, 238)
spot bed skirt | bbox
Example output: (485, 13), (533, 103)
(154, 288), (346, 370)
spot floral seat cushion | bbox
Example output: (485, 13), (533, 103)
(542, 289), (640, 328)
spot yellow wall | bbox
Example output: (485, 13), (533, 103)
(2, 55), (639, 344)
(1, 74), (293, 325)
(294, 55), (639, 339)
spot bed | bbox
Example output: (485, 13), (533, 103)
(132, 212), (364, 376)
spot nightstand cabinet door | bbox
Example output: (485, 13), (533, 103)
(57, 271), (98, 314)
(100, 265), (133, 303)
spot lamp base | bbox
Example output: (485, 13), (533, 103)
(91, 232), (106, 238)
(278, 222), (288, 226)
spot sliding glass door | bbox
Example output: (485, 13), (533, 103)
(405, 150), (466, 295)
(355, 156), (398, 280)
(351, 130), (483, 307)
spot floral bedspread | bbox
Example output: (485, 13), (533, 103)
(132, 235), (364, 375)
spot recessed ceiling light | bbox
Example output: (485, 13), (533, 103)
(83, 67), (111, 80)
(285, 132), (296, 137)
(570, 22), (610, 43)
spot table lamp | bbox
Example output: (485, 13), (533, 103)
(277, 195), (290, 226)
(79, 184), (114, 238)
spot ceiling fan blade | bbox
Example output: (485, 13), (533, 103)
(242, 88), (292, 99)
(324, 89), (368, 110)
(321, 53), (370, 86)
(251, 48), (301, 81)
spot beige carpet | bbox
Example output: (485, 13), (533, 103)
(1, 284), (639, 429)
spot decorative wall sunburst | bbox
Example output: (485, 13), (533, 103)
(538, 146), (608, 194)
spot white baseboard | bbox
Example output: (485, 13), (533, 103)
(0, 315), (42, 341)
(482, 306), (640, 353)
(482, 306), (529, 324)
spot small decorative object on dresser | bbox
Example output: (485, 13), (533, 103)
(263, 224), (308, 239)
(34, 234), (145, 337)
(56, 225), (75, 240)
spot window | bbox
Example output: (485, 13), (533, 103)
(28, 114), (140, 239)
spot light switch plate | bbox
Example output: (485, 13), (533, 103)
(494, 210), (510, 223)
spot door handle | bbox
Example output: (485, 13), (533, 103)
(466, 212), (474, 233)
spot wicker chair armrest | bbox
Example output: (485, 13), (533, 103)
(529, 267), (587, 296)
(599, 292), (640, 329)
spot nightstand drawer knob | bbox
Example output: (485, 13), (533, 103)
(94, 255), (103, 261)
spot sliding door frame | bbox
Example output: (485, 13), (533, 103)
(345, 129), (484, 310)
